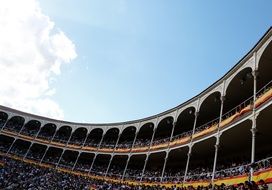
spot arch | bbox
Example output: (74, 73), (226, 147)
(164, 146), (189, 182)
(0, 134), (14, 152)
(69, 127), (88, 145)
(74, 152), (95, 172)
(255, 104), (272, 162)
(54, 125), (72, 143)
(91, 154), (111, 175)
(59, 150), (79, 168)
(85, 128), (103, 147)
(134, 122), (154, 148)
(37, 123), (57, 140)
(174, 107), (196, 137)
(107, 155), (129, 178)
(9, 138), (31, 156)
(215, 119), (252, 179)
(117, 126), (137, 148)
(187, 136), (216, 182)
(100, 128), (119, 148)
(42, 147), (63, 165)
(0, 111), (8, 128)
(224, 67), (253, 115)
(21, 120), (41, 136)
(5, 115), (25, 132)
(26, 143), (47, 161)
(257, 40), (272, 91)
(144, 151), (166, 182)
(125, 154), (147, 181)
(153, 116), (174, 143)
(196, 91), (221, 130)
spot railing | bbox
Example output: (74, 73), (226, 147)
(214, 163), (250, 179)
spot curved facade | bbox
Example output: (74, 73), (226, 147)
(1, 27), (272, 186)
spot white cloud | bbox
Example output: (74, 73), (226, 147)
(0, 0), (77, 119)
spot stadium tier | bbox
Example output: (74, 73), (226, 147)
(1, 27), (272, 189)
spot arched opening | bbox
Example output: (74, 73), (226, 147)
(117, 126), (136, 149)
(257, 40), (272, 91)
(255, 104), (272, 172)
(164, 146), (189, 182)
(196, 92), (221, 133)
(53, 125), (72, 143)
(85, 128), (103, 147)
(69, 127), (88, 146)
(37, 123), (57, 140)
(215, 120), (252, 179)
(153, 117), (174, 145)
(26, 143), (47, 161)
(74, 152), (95, 172)
(9, 139), (31, 156)
(174, 107), (195, 138)
(107, 155), (128, 179)
(224, 68), (253, 116)
(5, 116), (25, 133)
(134, 123), (154, 148)
(100, 128), (119, 148)
(59, 150), (79, 168)
(42, 147), (63, 166)
(0, 112), (8, 128)
(124, 154), (146, 181)
(91, 154), (111, 176)
(143, 152), (166, 182)
(0, 134), (14, 152)
(187, 137), (216, 182)
(21, 120), (41, 137)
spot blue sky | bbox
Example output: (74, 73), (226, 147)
(37, 0), (272, 123)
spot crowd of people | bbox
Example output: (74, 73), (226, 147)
(0, 155), (91, 189)
(0, 154), (270, 190)
(1, 139), (272, 184)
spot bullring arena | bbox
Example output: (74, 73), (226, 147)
(1, 27), (272, 189)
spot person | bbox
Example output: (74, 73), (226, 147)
(259, 180), (268, 190)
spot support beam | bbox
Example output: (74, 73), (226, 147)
(72, 152), (80, 170)
(56, 150), (65, 168)
(105, 130), (122, 177)
(88, 133), (105, 174)
(211, 138), (220, 186)
(122, 129), (139, 181)
(81, 132), (89, 148)
(122, 155), (131, 181)
(5, 138), (16, 155)
(34, 125), (42, 140)
(105, 155), (113, 177)
(88, 154), (97, 175)
(183, 109), (199, 184)
(23, 142), (33, 160)
(0, 116), (11, 132)
(50, 128), (58, 143)
(250, 69), (258, 181)
(161, 112), (178, 182)
(140, 154), (149, 182)
(183, 146), (192, 184)
(18, 120), (27, 135)
(140, 118), (158, 182)
(65, 131), (73, 146)
(211, 95), (225, 186)
(39, 146), (49, 164)
(160, 151), (169, 182)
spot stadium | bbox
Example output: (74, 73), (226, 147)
(1, 27), (272, 189)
